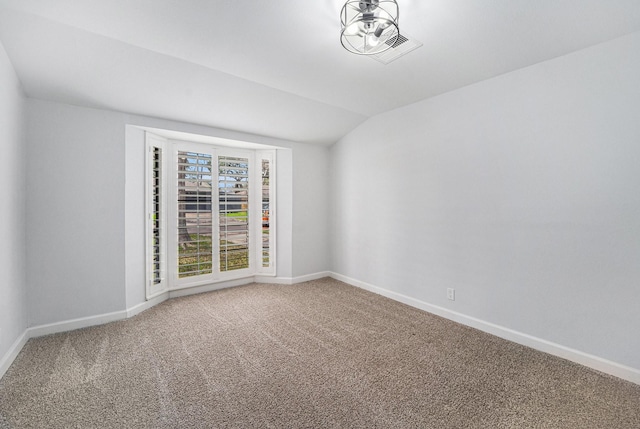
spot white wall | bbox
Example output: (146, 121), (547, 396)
(26, 100), (127, 326)
(293, 144), (330, 277)
(124, 125), (147, 309)
(330, 32), (640, 371)
(0, 41), (27, 365)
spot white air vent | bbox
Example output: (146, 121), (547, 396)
(371, 32), (422, 64)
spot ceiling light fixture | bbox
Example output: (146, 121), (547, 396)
(340, 0), (399, 55)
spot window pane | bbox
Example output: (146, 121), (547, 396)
(261, 159), (271, 268)
(177, 151), (213, 278)
(219, 156), (249, 271)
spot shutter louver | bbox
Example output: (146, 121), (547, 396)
(261, 158), (271, 268)
(146, 133), (168, 299)
(219, 156), (250, 272)
(177, 151), (214, 278)
(151, 147), (164, 284)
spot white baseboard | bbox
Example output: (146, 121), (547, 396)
(0, 272), (336, 379)
(255, 271), (331, 285)
(291, 271), (332, 284)
(1, 309), (129, 380)
(28, 310), (128, 339)
(15, 272), (632, 388)
(0, 331), (29, 380)
(127, 293), (169, 318)
(254, 275), (293, 285)
(1, 301), (159, 381)
(329, 272), (640, 386)
(169, 277), (255, 298)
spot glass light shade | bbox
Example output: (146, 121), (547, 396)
(340, 0), (399, 55)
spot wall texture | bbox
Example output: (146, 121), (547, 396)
(330, 32), (640, 370)
(0, 41), (27, 366)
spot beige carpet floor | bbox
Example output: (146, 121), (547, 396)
(1, 278), (639, 428)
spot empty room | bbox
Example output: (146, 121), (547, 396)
(1, 1), (640, 427)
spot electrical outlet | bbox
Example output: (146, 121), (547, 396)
(447, 288), (455, 301)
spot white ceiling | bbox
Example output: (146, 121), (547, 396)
(1, 0), (640, 145)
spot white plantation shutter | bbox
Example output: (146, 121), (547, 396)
(218, 155), (251, 272)
(145, 134), (168, 299)
(146, 134), (277, 298)
(256, 151), (276, 275)
(176, 151), (214, 278)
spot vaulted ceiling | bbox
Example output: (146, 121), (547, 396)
(1, 0), (640, 144)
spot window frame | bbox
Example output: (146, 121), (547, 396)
(169, 142), (218, 289)
(145, 133), (276, 298)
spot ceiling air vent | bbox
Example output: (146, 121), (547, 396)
(371, 32), (422, 64)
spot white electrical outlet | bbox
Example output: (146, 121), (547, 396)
(447, 288), (455, 301)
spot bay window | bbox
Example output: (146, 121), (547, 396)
(145, 133), (276, 299)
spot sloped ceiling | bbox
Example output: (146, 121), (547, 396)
(1, 0), (640, 144)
